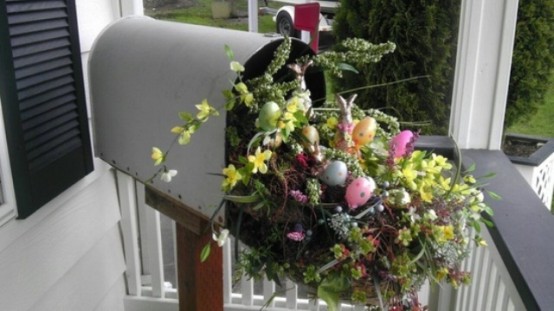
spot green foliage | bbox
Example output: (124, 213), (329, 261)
(332, 0), (461, 134)
(505, 2), (554, 128)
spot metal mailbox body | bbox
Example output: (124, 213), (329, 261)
(89, 17), (324, 219)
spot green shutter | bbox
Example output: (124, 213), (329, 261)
(0, 0), (93, 218)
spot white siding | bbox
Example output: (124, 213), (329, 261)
(0, 160), (125, 311)
(0, 1), (128, 310)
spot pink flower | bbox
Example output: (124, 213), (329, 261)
(390, 130), (416, 159)
(287, 224), (305, 242)
(337, 122), (354, 134)
(290, 190), (309, 204)
(287, 231), (305, 241)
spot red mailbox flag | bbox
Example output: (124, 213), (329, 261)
(294, 3), (320, 53)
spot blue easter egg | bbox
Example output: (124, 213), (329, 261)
(320, 160), (348, 186)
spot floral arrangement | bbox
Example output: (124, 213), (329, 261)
(151, 37), (494, 310)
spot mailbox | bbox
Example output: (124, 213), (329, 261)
(89, 17), (325, 219)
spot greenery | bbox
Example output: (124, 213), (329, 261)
(505, 2), (554, 129)
(152, 37), (493, 310)
(332, 0), (461, 135)
(507, 73), (554, 137)
(145, 0), (276, 32)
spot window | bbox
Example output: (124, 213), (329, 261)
(0, 0), (93, 219)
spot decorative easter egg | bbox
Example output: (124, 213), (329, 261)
(258, 101), (282, 131)
(390, 130), (414, 159)
(345, 177), (376, 209)
(320, 160), (348, 186)
(301, 125), (320, 147)
(352, 117), (377, 146)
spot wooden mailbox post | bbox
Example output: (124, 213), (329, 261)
(89, 17), (324, 310)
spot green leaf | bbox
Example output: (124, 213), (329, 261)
(479, 171), (497, 179)
(200, 243), (211, 263)
(338, 63), (359, 74)
(223, 194), (260, 203)
(179, 112), (194, 122)
(317, 274), (349, 311)
(487, 190), (502, 200)
(471, 221), (482, 233)
(464, 162), (476, 173)
(481, 218), (494, 228)
(224, 44), (234, 61)
(484, 205), (494, 216)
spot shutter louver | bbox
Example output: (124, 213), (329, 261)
(0, 0), (93, 218)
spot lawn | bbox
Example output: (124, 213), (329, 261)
(506, 74), (554, 138)
(145, 0), (277, 33)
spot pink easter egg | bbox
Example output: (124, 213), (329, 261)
(390, 130), (414, 159)
(345, 177), (376, 209)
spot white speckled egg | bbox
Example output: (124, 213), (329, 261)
(320, 160), (348, 186)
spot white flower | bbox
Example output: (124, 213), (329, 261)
(426, 210), (438, 221)
(213, 229), (229, 247)
(160, 169), (178, 182)
(230, 61), (245, 73)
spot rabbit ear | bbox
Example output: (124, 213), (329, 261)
(347, 94), (358, 106)
(336, 94), (347, 111)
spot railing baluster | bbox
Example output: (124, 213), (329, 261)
(223, 239), (233, 304)
(308, 298), (320, 311)
(138, 182), (166, 298)
(473, 248), (491, 310)
(240, 253), (254, 306)
(263, 277), (276, 308)
(285, 279), (298, 310)
(467, 245), (484, 311)
(484, 264), (499, 311)
(116, 171), (142, 296)
(495, 281), (507, 311)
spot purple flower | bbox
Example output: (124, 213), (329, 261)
(290, 190), (309, 204)
(287, 223), (305, 242)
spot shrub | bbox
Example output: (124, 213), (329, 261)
(505, 1), (554, 128)
(332, 0), (461, 135)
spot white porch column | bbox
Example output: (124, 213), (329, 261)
(248, 0), (258, 32)
(120, 0), (144, 17)
(449, 0), (520, 149)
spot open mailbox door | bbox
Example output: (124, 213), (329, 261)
(89, 17), (325, 221)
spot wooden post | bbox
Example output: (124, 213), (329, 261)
(145, 185), (223, 311)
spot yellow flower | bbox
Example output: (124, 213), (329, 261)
(234, 82), (248, 94)
(222, 164), (242, 191)
(178, 129), (192, 145)
(151, 147), (164, 166)
(438, 176), (451, 191)
(432, 154), (452, 170)
(402, 164), (418, 190)
(242, 93), (254, 107)
(326, 116), (338, 129)
(436, 267), (449, 281)
(435, 225), (455, 243)
(476, 237), (488, 247)
(196, 99), (219, 121)
(171, 126), (184, 134)
(419, 184), (433, 202)
(286, 99), (299, 113)
(464, 175), (476, 184)
(248, 147), (272, 174)
(443, 225), (455, 240)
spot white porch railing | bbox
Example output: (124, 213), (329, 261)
(116, 170), (524, 311)
(512, 152), (554, 210)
